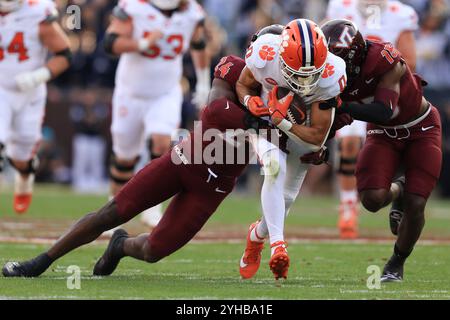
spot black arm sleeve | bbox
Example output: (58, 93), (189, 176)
(339, 101), (393, 125)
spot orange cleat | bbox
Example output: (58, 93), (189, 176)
(338, 200), (359, 239)
(269, 241), (290, 280)
(239, 221), (265, 279)
(14, 194), (32, 214)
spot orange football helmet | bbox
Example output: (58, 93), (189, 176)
(279, 19), (328, 95)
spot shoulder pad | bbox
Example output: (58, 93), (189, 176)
(245, 34), (280, 70)
(318, 53), (347, 98)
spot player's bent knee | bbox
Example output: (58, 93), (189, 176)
(148, 136), (171, 160)
(110, 154), (139, 185)
(360, 189), (389, 213)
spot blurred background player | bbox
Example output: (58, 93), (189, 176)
(325, 0), (419, 238)
(0, 0), (71, 214)
(103, 0), (210, 228)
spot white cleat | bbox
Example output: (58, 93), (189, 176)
(140, 204), (162, 228)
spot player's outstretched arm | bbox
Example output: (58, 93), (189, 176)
(39, 21), (71, 78)
(190, 22), (211, 109)
(104, 16), (162, 55)
(320, 63), (406, 125)
(14, 21), (72, 92)
(396, 31), (416, 71)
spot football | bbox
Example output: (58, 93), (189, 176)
(276, 87), (308, 125)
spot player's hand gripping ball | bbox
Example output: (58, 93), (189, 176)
(268, 86), (307, 126)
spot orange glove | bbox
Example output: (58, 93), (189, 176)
(268, 86), (294, 121)
(244, 95), (269, 117)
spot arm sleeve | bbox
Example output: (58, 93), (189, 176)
(339, 101), (393, 124)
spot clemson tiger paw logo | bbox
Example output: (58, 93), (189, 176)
(259, 45), (276, 61)
(322, 63), (335, 78)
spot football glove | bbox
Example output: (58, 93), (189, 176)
(268, 86), (294, 120)
(15, 67), (51, 92)
(300, 147), (329, 165)
(244, 95), (269, 117)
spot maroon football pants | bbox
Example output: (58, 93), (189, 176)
(356, 106), (442, 199)
(115, 150), (237, 260)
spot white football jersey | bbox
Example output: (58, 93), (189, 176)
(114, 0), (205, 98)
(0, 0), (57, 91)
(326, 0), (418, 44)
(245, 33), (347, 105)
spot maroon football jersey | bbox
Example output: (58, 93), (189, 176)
(341, 41), (424, 126)
(177, 55), (252, 176)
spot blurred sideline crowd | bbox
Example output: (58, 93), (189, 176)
(31, 0), (450, 197)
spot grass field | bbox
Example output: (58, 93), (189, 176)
(1, 186), (450, 299)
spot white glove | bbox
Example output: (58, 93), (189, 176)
(15, 67), (51, 92)
(192, 67), (211, 109)
(137, 30), (164, 52)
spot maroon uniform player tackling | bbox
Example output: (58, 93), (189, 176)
(321, 19), (442, 282)
(1, 55), (263, 277)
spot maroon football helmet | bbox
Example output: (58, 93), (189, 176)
(321, 19), (367, 84)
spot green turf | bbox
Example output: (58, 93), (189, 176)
(1, 185), (450, 299)
(1, 242), (449, 299)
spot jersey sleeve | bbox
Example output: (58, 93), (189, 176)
(34, 0), (59, 24)
(213, 55), (246, 88)
(369, 42), (403, 78)
(201, 98), (247, 131)
(186, 0), (206, 24)
(393, 2), (419, 32)
(319, 54), (347, 100)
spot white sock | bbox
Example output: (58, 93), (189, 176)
(250, 221), (266, 242)
(340, 189), (358, 203)
(14, 172), (34, 194)
(260, 150), (287, 246)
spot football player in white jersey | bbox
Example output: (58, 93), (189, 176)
(236, 19), (347, 280)
(325, 0), (418, 239)
(0, 0), (71, 214)
(103, 0), (210, 227)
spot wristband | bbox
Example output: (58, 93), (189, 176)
(243, 95), (251, 108)
(277, 119), (293, 132)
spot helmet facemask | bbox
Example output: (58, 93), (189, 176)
(280, 57), (326, 95)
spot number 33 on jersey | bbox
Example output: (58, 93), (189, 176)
(114, 0), (205, 97)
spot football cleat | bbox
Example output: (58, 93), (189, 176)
(269, 241), (290, 280)
(93, 229), (128, 276)
(2, 253), (52, 278)
(381, 254), (404, 283)
(389, 176), (406, 236)
(239, 221), (265, 279)
(13, 172), (34, 214)
(14, 194), (32, 214)
(338, 200), (359, 239)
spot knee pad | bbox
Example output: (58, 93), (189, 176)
(0, 143), (5, 173)
(338, 156), (358, 176)
(8, 156), (39, 175)
(147, 138), (166, 160)
(109, 154), (139, 184)
(337, 141), (358, 176)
